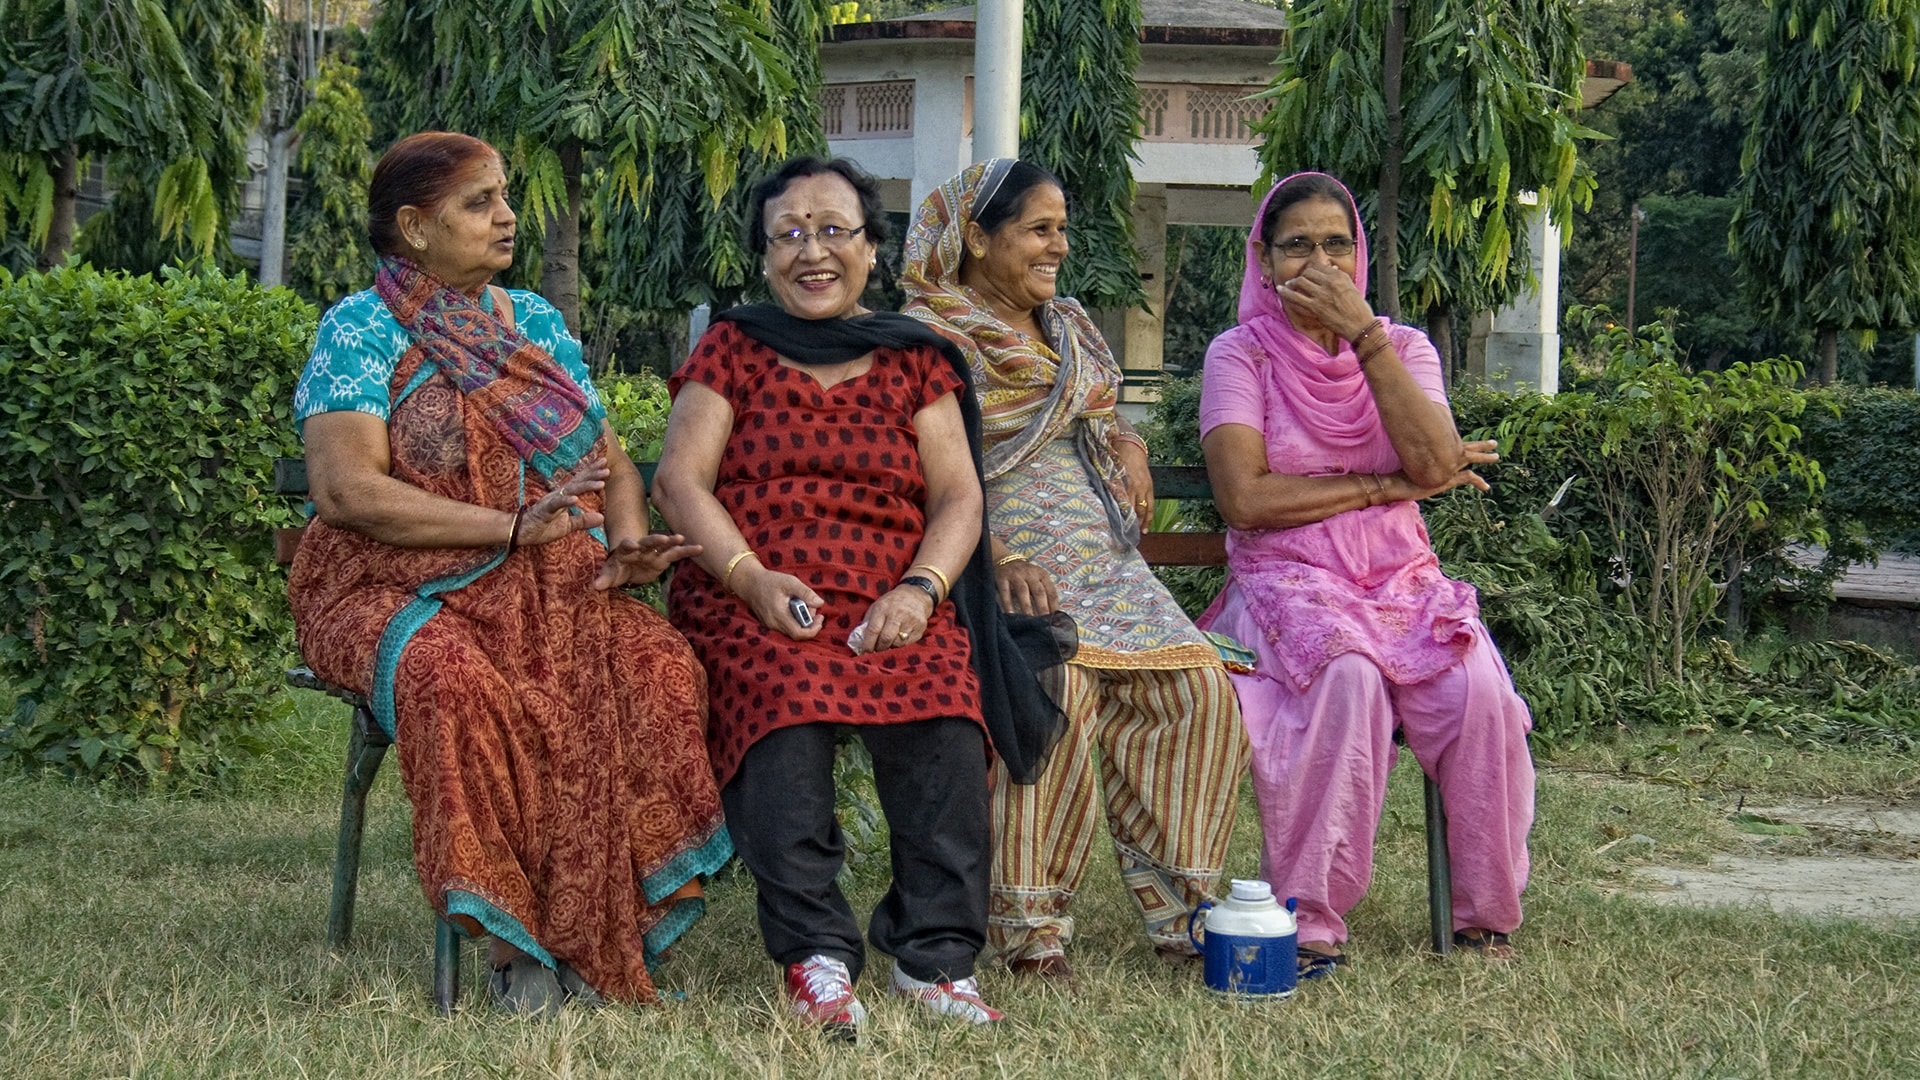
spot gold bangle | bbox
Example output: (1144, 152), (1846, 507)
(1110, 430), (1149, 455)
(995, 552), (1029, 567)
(910, 562), (952, 598)
(721, 550), (757, 591)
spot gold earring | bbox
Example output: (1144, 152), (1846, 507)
(970, 247), (985, 259)
(413, 237), (426, 250)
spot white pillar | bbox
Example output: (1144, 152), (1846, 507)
(974, 0), (1022, 161)
(1480, 196), (1560, 395)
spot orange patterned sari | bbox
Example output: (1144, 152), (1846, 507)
(288, 262), (729, 1003)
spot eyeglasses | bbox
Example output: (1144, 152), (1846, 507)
(1268, 236), (1356, 259)
(765, 225), (868, 251)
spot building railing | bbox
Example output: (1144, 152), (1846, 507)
(818, 79), (1267, 145)
(820, 80), (915, 139)
(1138, 82), (1269, 144)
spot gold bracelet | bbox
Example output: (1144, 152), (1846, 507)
(721, 549), (757, 592)
(995, 552), (1029, 567)
(910, 562), (952, 599)
(1110, 429), (1149, 455)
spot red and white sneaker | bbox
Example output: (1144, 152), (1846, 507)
(784, 955), (867, 1038)
(890, 966), (1005, 1024)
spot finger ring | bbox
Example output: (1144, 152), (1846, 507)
(895, 630), (909, 642)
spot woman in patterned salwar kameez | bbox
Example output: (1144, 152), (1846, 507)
(901, 159), (1251, 978)
(287, 133), (731, 1016)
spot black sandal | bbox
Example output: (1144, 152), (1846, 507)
(1296, 948), (1347, 981)
(1452, 929), (1516, 960)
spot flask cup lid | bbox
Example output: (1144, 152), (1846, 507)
(1228, 878), (1274, 903)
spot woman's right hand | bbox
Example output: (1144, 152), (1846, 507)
(734, 564), (826, 640)
(996, 557), (1060, 616)
(514, 458), (611, 548)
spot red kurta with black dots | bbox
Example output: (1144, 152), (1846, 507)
(667, 321), (985, 788)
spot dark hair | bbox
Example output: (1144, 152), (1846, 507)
(367, 132), (503, 256)
(1257, 173), (1358, 247)
(744, 156), (889, 255)
(972, 160), (1064, 234)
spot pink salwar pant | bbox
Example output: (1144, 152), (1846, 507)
(1233, 623), (1534, 946)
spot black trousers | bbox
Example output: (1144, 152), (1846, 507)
(721, 717), (989, 983)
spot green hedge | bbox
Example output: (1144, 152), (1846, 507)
(1799, 383), (1920, 556)
(0, 267), (312, 781)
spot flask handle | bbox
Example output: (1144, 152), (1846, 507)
(1187, 900), (1214, 953)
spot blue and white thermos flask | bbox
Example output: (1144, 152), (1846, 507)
(1189, 878), (1298, 999)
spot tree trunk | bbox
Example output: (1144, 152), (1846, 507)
(541, 139), (584, 333)
(1373, 0), (1409, 321)
(38, 146), (80, 270)
(1818, 328), (1838, 384)
(258, 128), (299, 287)
(1427, 303), (1453, 390)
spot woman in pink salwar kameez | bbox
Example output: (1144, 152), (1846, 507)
(1196, 172), (1536, 977)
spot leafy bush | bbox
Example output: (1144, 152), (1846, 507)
(600, 370), (671, 462)
(0, 266), (311, 781)
(1497, 312), (1826, 686)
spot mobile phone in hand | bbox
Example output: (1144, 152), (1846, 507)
(788, 597), (814, 628)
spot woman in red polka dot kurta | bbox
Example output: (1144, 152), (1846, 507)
(667, 320), (985, 781)
(653, 157), (1010, 1031)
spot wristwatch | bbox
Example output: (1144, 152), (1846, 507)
(898, 575), (940, 605)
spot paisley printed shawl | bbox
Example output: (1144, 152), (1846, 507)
(901, 159), (1140, 545)
(374, 254), (601, 481)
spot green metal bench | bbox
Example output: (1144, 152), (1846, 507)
(1141, 465), (1456, 955)
(274, 458), (463, 1015)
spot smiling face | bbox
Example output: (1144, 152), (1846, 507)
(1258, 195), (1358, 292)
(962, 182), (1069, 322)
(760, 171), (876, 321)
(401, 156), (517, 293)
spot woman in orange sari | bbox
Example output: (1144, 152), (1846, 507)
(288, 132), (731, 1015)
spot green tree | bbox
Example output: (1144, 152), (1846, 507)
(284, 59), (374, 308)
(1021, 0), (1143, 309)
(1730, 0), (1920, 384)
(1253, 0), (1598, 363)
(70, 0), (267, 275)
(0, 0), (231, 268)
(592, 0), (830, 318)
(369, 0), (804, 330)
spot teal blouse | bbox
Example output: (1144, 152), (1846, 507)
(293, 287), (601, 436)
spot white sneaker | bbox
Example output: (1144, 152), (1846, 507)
(890, 965), (1005, 1024)
(785, 955), (867, 1038)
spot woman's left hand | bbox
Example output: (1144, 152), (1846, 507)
(592, 533), (703, 591)
(856, 585), (937, 653)
(1114, 439), (1155, 529)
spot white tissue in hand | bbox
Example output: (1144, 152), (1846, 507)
(846, 621), (871, 654)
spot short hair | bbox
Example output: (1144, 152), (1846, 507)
(1257, 173), (1358, 247)
(744, 156), (889, 256)
(367, 132), (503, 257)
(972, 160), (1064, 234)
